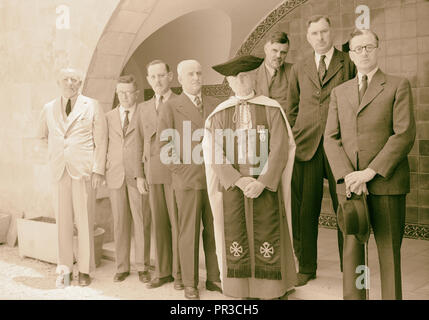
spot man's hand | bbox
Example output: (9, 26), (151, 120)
(235, 177), (256, 192)
(345, 168), (376, 196)
(137, 177), (149, 195)
(244, 180), (265, 199)
(91, 173), (104, 189)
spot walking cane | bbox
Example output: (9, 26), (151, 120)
(364, 239), (369, 300)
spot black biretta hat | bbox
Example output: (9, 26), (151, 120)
(212, 55), (264, 77)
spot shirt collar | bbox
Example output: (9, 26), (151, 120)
(155, 89), (173, 103)
(119, 104), (136, 115)
(183, 91), (202, 106)
(358, 67), (379, 85)
(62, 95), (78, 110)
(315, 46), (335, 69)
(264, 62), (276, 77)
(235, 91), (255, 101)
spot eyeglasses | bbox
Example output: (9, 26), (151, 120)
(350, 44), (378, 54)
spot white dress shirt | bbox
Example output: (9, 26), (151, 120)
(315, 46), (335, 70)
(119, 104), (136, 127)
(358, 67), (379, 90)
(155, 89), (173, 110)
(61, 95), (78, 120)
(183, 91), (202, 107)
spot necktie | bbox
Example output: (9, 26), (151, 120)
(194, 96), (203, 114)
(269, 68), (278, 88)
(359, 75), (368, 103)
(65, 99), (71, 116)
(123, 110), (130, 136)
(157, 95), (163, 109)
(318, 54), (327, 83)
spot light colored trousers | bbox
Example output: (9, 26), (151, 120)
(53, 170), (95, 274)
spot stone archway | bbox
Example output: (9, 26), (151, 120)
(82, 0), (160, 113)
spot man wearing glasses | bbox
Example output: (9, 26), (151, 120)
(324, 29), (416, 299)
(105, 75), (152, 284)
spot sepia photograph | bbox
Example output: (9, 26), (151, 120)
(0, 0), (428, 307)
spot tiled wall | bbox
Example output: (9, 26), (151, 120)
(247, 0), (429, 229)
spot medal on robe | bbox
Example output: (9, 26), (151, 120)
(257, 125), (266, 142)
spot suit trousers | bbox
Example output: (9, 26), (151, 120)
(109, 180), (151, 273)
(342, 194), (405, 300)
(53, 170), (95, 274)
(174, 189), (221, 287)
(291, 141), (343, 274)
(149, 183), (181, 280)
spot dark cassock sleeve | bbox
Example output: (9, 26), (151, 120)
(209, 110), (243, 190)
(256, 106), (288, 192)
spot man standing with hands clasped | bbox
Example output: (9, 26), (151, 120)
(157, 60), (221, 300)
(324, 29), (415, 300)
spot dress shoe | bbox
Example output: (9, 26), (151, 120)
(295, 272), (316, 287)
(184, 286), (200, 300)
(206, 280), (222, 293)
(78, 272), (91, 287)
(56, 273), (72, 288)
(138, 271), (151, 283)
(146, 275), (174, 289)
(174, 279), (184, 290)
(113, 272), (130, 282)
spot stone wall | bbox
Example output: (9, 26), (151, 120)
(242, 0), (429, 235)
(0, 0), (120, 220)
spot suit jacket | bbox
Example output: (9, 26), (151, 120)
(38, 94), (107, 181)
(157, 92), (219, 190)
(285, 48), (356, 161)
(135, 93), (178, 185)
(255, 61), (293, 111)
(324, 69), (416, 195)
(105, 105), (140, 189)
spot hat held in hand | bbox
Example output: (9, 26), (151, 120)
(337, 193), (370, 243)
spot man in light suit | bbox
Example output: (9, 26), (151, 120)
(157, 60), (221, 300)
(285, 15), (356, 286)
(38, 68), (107, 287)
(135, 60), (182, 290)
(255, 31), (292, 111)
(324, 29), (416, 300)
(105, 75), (151, 283)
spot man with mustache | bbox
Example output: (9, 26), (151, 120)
(135, 60), (182, 290)
(285, 15), (356, 286)
(256, 31), (292, 111)
(157, 60), (221, 299)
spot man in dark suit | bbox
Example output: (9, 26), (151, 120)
(106, 75), (151, 284)
(157, 60), (221, 300)
(285, 15), (356, 286)
(324, 29), (416, 300)
(256, 31), (292, 111)
(136, 60), (182, 290)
